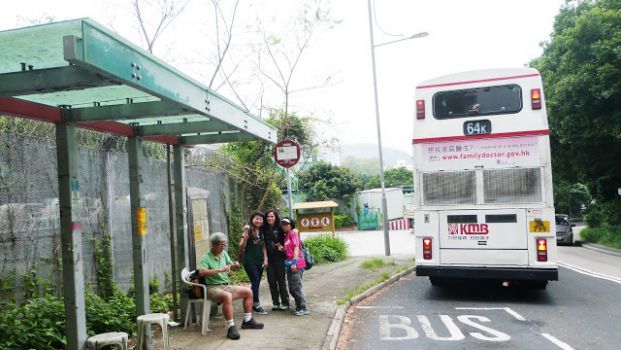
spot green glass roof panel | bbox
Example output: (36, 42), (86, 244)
(17, 85), (158, 107)
(0, 19), (83, 74)
(0, 18), (276, 143)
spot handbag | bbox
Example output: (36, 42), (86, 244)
(186, 270), (204, 299)
(301, 242), (314, 270)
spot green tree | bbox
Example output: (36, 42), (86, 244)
(364, 167), (413, 189)
(217, 110), (315, 215)
(298, 162), (359, 204)
(532, 0), (621, 224)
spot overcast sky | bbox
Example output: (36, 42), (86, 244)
(1, 0), (566, 157)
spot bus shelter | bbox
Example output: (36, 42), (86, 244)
(293, 201), (338, 234)
(0, 18), (276, 350)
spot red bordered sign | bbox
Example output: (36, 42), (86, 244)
(273, 140), (301, 168)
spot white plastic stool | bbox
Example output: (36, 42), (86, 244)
(136, 313), (170, 350)
(86, 332), (128, 350)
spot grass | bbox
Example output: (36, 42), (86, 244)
(360, 258), (395, 271)
(395, 263), (415, 274)
(337, 258), (417, 305)
(338, 272), (391, 305)
(581, 225), (621, 249)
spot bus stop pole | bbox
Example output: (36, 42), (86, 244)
(286, 168), (294, 220)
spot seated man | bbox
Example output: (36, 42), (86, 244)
(197, 232), (264, 340)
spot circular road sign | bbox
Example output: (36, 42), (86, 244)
(273, 140), (301, 168)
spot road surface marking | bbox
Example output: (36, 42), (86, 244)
(542, 333), (575, 350)
(558, 261), (621, 285)
(454, 307), (526, 321)
(378, 314), (510, 342)
(357, 305), (404, 309)
(457, 315), (511, 342)
(417, 315), (465, 341)
(379, 315), (419, 340)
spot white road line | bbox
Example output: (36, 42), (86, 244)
(356, 305), (404, 309)
(559, 261), (621, 285)
(542, 333), (575, 350)
(454, 307), (526, 321)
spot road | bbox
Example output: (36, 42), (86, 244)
(303, 229), (416, 258)
(334, 227), (621, 350)
(339, 267), (621, 350)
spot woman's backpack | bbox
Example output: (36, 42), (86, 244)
(301, 242), (314, 270)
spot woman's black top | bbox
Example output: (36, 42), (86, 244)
(262, 224), (285, 260)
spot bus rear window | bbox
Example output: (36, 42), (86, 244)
(433, 84), (522, 119)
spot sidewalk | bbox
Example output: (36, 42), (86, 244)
(162, 255), (414, 350)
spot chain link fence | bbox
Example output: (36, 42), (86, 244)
(0, 131), (229, 302)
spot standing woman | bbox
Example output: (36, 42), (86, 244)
(278, 218), (309, 316)
(262, 209), (289, 311)
(239, 211), (269, 314)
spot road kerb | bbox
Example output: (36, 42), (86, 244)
(579, 242), (621, 257)
(322, 265), (417, 350)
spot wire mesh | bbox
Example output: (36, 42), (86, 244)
(483, 168), (542, 204)
(0, 132), (230, 301)
(422, 171), (477, 205)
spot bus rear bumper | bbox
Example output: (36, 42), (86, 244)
(416, 265), (558, 281)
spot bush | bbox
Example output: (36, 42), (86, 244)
(581, 225), (621, 249)
(0, 295), (66, 350)
(85, 290), (135, 336)
(150, 293), (174, 314)
(584, 204), (606, 227)
(334, 214), (355, 228)
(149, 278), (160, 295)
(580, 226), (605, 243)
(229, 268), (251, 285)
(303, 235), (348, 263)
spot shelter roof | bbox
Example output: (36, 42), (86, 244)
(293, 201), (339, 210)
(0, 18), (276, 145)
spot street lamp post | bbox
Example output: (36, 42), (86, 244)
(367, 0), (427, 256)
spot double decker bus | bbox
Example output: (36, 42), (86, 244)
(412, 68), (558, 289)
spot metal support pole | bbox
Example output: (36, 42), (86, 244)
(55, 120), (87, 350)
(173, 145), (189, 322)
(367, 0), (390, 256)
(286, 168), (294, 219)
(166, 145), (179, 320)
(128, 137), (151, 348)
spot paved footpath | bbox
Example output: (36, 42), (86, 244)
(307, 229), (415, 258)
(162, 253), (412, 350)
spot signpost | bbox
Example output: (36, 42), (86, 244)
(273, 140), (301, 219)
(293, 201), (338, 234)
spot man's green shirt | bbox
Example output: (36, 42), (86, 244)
(199, 250), (232, 285)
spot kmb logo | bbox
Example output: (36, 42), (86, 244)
(448, 223), (489, 235)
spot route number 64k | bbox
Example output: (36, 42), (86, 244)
(463, 120), (492, 136)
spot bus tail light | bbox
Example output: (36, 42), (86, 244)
(536, 238), (547, 262)
(422, 237), (432, 260)
(531, 89), (542, 110)
(416, 100), (425, 119)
